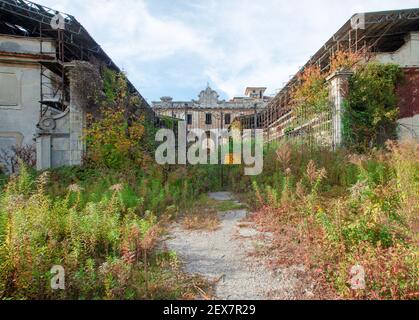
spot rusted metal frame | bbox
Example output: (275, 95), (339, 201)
(1, 0), (153, 115)
(366, 10), (419, 24)
(234, 8), (419, 136)
(0, 0), (80, 35)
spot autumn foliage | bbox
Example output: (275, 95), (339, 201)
(292, 65), (329, 115)
(86, 107), (146, 169)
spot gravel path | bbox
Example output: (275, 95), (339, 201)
(164, 192), (312, 300)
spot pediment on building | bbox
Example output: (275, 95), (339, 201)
(198, 85), (219, 108)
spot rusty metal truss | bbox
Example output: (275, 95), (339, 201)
(0, 0), (155, 122)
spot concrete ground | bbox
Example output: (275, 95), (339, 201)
(163, 192), (317, 300)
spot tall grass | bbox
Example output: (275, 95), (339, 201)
(228, 140), (418, 300)
(0, 163), (216, 300)
(1, 135), (416, 300)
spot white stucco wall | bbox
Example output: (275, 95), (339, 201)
(0, 62), (40, 149)
(0, 36), (57, 172)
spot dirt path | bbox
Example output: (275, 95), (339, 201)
(163, 192), (317, 300)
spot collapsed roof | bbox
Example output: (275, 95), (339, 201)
(0, 0), (154, 116)
(307, 8), (419, 73)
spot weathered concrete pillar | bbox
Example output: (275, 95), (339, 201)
(36, 134), (51, 170)
(69, 107), (84, 166)
(68, 64), (86, 167)
(327, 70), (353, 149)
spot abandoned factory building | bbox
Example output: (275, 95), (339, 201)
(152, 85), (271, 132)
(0, 0), (153, 173)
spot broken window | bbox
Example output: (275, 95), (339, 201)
(205, 113), (212, 125)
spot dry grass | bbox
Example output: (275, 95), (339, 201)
(249, 206), (340, 300)
(243, 140), (419, 300)
(179, 194), (245, 232)
(182, 214), (221, 232)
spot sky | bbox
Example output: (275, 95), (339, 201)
(36, 0), (418, 103)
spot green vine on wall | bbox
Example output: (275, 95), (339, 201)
(343, 63), (404, 150)
(289, 51), (405, 151)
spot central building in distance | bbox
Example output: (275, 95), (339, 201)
(152, 85), (271, 131)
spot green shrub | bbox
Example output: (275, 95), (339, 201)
(0, 162), (209, 300)
(344, 63), (404, 149)
(232, 139), (418, 300)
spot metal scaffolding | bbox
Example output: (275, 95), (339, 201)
(0, 0), (156, 122)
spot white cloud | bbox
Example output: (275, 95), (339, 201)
(43, 0), (214, 61)
(36, 0), (419, 100)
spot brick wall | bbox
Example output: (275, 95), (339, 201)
(397, 68), (419, 119)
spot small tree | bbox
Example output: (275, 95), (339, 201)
(330, 49), (366, 73)
(85, 69), (149, 169)
(86, 106), (146, 169)
(292, 65), (329, 116)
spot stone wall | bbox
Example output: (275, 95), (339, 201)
(156, 108), (256, 131)
(153, 85), (267, 132)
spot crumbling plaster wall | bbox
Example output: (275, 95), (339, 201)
(0, 35), (87, 172)
(0, 36), (55, 156)
(0, 36), (57, 173)
(36, 61), (89, 170)
(0, 34), (55, 55)
(376, 32), (419, 68)
(0, 63), (39, 151)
